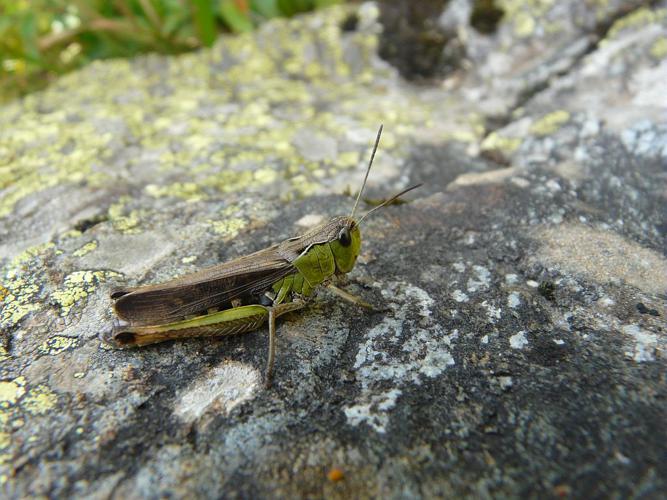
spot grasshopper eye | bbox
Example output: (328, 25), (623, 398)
(338, 227), (352, 247)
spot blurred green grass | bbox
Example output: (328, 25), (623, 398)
(0, 0), (341, 103)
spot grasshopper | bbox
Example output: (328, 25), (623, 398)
(108, 125), (420, 387)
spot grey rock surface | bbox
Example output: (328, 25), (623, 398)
(1, 2), (665, 498)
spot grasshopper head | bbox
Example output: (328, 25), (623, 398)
(329, 216), (361, 274)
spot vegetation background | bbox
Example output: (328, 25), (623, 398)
(0, 0), (340, 103)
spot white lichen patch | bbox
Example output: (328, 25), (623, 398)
(343, 389), (401, 434)
(174, 361), (260, 422)
(467, 265), (491, 293)
(621, 324), (658, 362)
(505, 273), (519, 285)
(510, 331), (529, 349)
(507, 292), (521, 308)
(452, 262), (466, 273)
(452, 290), (469, 303)
(482, 301), (502, 323)
(344, 282), (456, 433)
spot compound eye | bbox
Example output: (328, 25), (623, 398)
(338, 227), (352, 247)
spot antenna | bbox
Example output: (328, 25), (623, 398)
(357, 183), (422, 226)
(350, 124), (383, 219)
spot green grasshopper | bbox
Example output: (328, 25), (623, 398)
(108, 125), (420, 387)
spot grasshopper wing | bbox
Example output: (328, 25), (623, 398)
(111, 245), (295, 325)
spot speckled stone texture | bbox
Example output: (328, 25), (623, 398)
(1, 2), (665, 498)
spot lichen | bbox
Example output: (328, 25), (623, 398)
(606, 7), (667, 41)
(208, 218), (247, 239)
(0, 379), (26, 406)
(145, 182), (206, 201)
(51, 270), (122, 316)
(0, 3), (450, 226)
(108, 197), (142, 233)
(1, 243), (54, 329)
(498, 0), (557, 39)
(513, 11), (536, 37)
(38, 335), (79, 355)
(72, 240), (98, 257)
(20, 384), (57, 415)
(649, 37), (667, 59)
(480, 131), (522, 154)
(529, 110), (570, 136)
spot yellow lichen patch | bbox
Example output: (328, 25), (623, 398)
(108, 198), (142, 233)
(0, 3), (442, 230)
(182, 256), (197, 264)
(1, 243), (55, 329)
(0, 380), (26, 406)
(0, 276), (41, 329)
(51, 270), (122, 316)
(0, 432), (10, 449)
(607, 7), (667, 40)
(480, 132), (522, 155)
(530, 111), (570, 136)
(650, 38), (667, 59)
(513, 11), (536, 37)
(0, 346), (8, 362)
(62, 229), (83, 239)
(253, 167), (278, 184)
(21, 385), (57, 415)
(72, 240), (98, 257)
(208, 218), (247, 239)
(38, 335), (79, 355)
(336, 151), (361, 169)
(203, 170), (256, 194)
(145, 182), (206, 201)
(10, 242), (55, 267)
(497, 0), (560, 39)
(0, 111), (112, 217)
(290, 175), (320, 197)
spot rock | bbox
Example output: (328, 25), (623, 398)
(1, 3), (665, 498)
